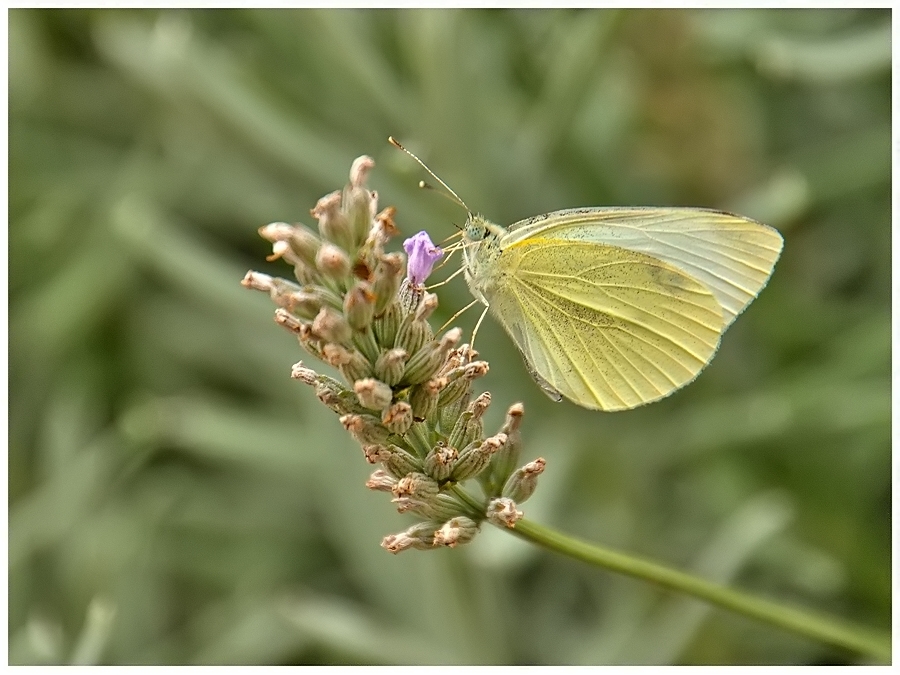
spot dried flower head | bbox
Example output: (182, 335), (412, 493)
(243, 155), (545, 552)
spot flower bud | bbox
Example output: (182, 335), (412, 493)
(274, 307), (305, 335)
(447, 392), (490, 452)
(447, 410), (474, 454)
(267, 239), (293, 264)
(459, 391), (491, 447)
(382, 444), (422, 478)
(312, 307), (352, 345)
(403, 327), (462, 386)
(469, 392), (492, 420)
(291, 262), (318, 286)
(422, 493), (469, 521)
(316, 242), (351, 281)
(258, 221), (294, 244)
(434, 516), (479, 548)
(290, 364), (362, 415)
(284, 290), (326, 320)
(391, 472), (440, 516)
(397, 278), (425, 316)
(321, 343), (352, 367)
(258, 222), (321, 270)
(354, 378), (393, 411)
(392, 471), (434, 499)
(437, 361), (489, 408)
(344, 156), (378, 248)
(372, 302), (401, 348)
(440, 392), (471, 438)
(288, 226), (323, 269)
(373, 206), (399, 240)
(349, 154), (375, 189)
(372, 252), (404, 315)
(424, 442), (458, 482)
(501, 457), (545, 504)
(486, 497), (523, 528)
(312, 191), (353, 252)
(259, 224), (297, 264)
(437, 346), (466, 374)
(414, 293), (440, 322)
(245, 274), (321, 319)
(365, 469), (397, 492)
(382, 522), (439, 554)
(403, 417), (430, 452)
(451, 433), (507, 482)
(490, 403), (525, 483)
(343, 282), (376, 330)
(289, 361), (318, 384)
(395, 314), (432, 360)
(296, 324), (326, 360)
(374, 348), (407, 387)
(463, 361), (490, 379)
(458, 343), (479, 362)
(321, 344), (372, 382)
(351, 255), (374, 283)
(382, 401), (413, 435)
(409, 377), (442, 421)
(240, 270), (275, 293)
(317, 383), (365, 415)
(340, 413), (391, 445)
(362, 445), (391, 464)
(278, 282), (311, 304)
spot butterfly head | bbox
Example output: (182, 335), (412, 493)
(463, 214), (505, 244)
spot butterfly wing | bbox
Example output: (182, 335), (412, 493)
(503, 207), (784, 328)
(484, 238), (725, 411)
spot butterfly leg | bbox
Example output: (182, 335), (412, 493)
(425, 259), (466, 290)
(470, 303), (490, 349)
(437, 298), (480, 333)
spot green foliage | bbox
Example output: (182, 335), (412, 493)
(9, 8), (889, 665)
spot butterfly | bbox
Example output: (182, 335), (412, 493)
(390, 138), (784, 411)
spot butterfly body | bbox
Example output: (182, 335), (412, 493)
(461, 207), (783, 411)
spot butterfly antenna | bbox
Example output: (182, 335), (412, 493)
(419, 181), (469, 209)
(389, 137), (471, 214)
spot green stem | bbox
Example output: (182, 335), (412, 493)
(507, 518), (890, 663)
(450, 484), (488, 520)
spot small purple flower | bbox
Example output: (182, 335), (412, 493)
(403, 231), (443, 286)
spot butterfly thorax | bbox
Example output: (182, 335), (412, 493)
(462, 214), (506, 305)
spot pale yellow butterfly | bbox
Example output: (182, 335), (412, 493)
(390, 138), (784, 412)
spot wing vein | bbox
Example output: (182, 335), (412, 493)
(515, 282), (620, 407)
(512, 277), (704, 392)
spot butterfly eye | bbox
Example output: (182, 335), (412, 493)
(464, 219), (487, 241)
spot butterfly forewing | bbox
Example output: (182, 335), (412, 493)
(484, 239), (725, 411)
(503, 208), (784, 327)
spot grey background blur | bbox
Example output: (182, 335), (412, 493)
(9, 9), (890, 665)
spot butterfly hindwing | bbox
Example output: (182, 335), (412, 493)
(484, 238), (725, 411)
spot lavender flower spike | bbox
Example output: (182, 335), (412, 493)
(403, 231), (443, 286)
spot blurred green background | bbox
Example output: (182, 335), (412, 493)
(9, 8), (890, 665)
